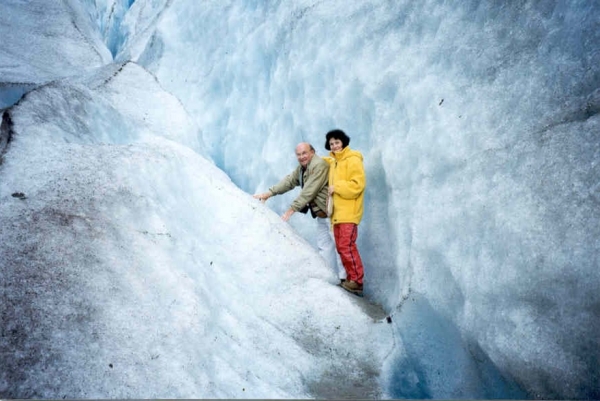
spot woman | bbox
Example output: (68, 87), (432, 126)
(325, 129), (366, 293)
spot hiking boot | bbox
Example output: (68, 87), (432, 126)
(340, 278), (347, 285)
(342, 280), (363, 292)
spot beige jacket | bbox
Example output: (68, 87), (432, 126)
(269, 155), (329, 214)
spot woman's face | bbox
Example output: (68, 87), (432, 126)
(329, 138), (343, 152)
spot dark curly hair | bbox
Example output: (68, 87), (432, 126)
(325, 129), (350, 151)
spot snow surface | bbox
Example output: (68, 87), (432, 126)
(1, 0), (599, 399)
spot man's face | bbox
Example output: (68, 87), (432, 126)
(296, 144), (314, 168)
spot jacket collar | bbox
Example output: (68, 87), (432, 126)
(330, 146), (352, 160)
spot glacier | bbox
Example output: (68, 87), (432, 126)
(1, 0), (599, 399)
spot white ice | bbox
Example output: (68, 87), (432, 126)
(1, 0), (599, 399)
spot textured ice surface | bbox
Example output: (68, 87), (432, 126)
(145, 2), (599, 397)
(0, 62), (393, 399)
(1, 0), (599, 399)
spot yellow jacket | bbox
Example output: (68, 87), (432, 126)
(326, 146), (366, 225)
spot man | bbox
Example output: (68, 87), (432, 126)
(253, 142), (344, 282)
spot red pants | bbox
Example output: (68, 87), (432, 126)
(333, 223), (364, 285)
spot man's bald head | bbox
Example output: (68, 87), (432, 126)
(295, 142), (316, 168)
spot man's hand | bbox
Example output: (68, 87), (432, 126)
(328, 185), (335, 195)
(281, 208), (295, 222)
(253, 191), (272, 203)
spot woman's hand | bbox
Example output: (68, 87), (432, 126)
(328, 185), (335, 195)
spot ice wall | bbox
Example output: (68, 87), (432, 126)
(1, 0), (599, 398)
(0, 0), (111, 109)
(82, 0), (131, 57)
(140, 1), (600, 398)
(0, 60), (393, 398)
